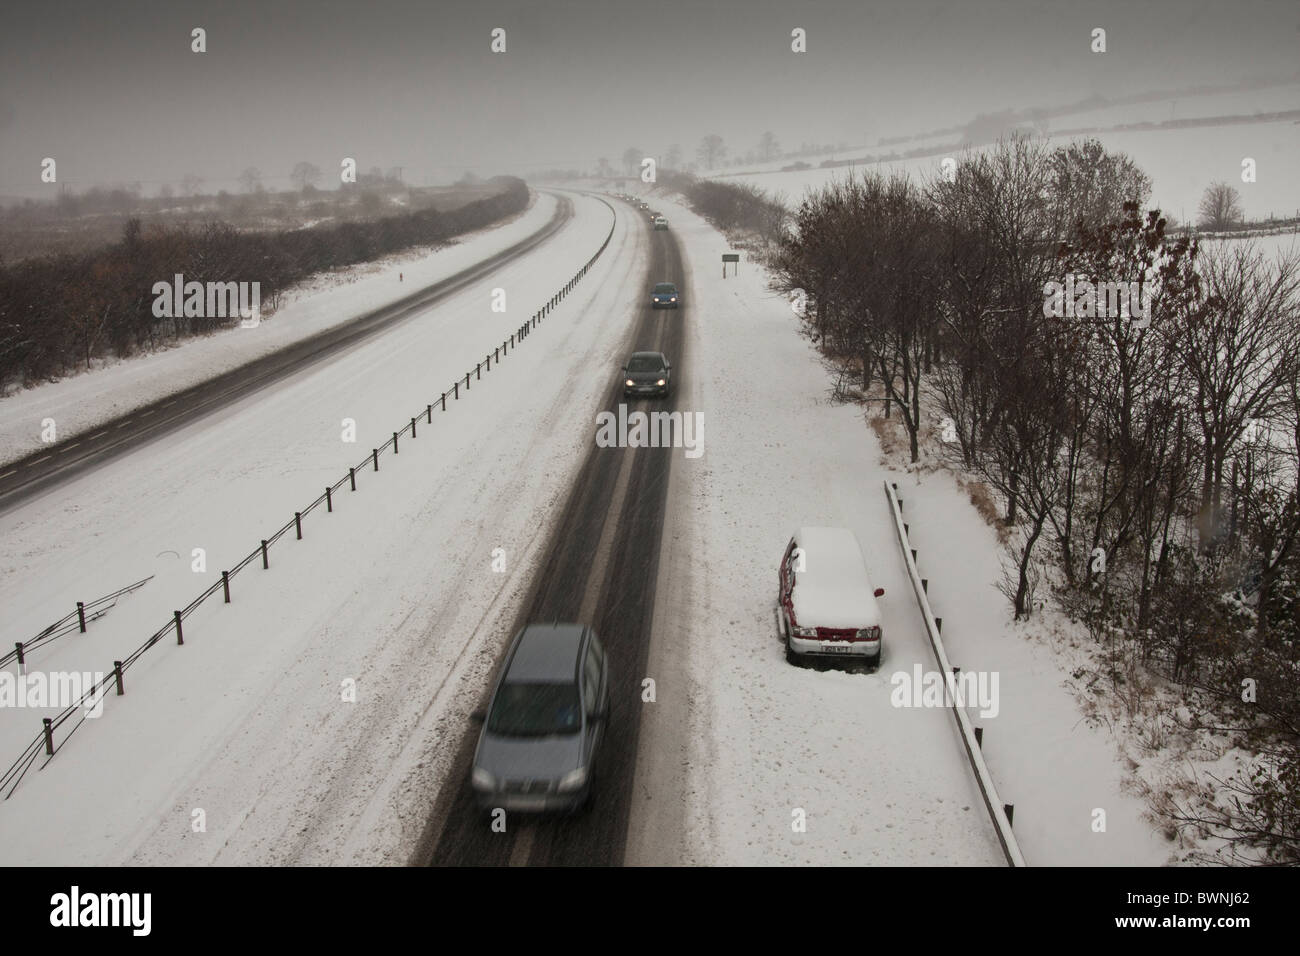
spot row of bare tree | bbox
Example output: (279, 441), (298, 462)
(0, 179), (528, 392)
(767, 137), (1300, 862)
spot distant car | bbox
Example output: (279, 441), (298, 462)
(623, 351), (671, 398)
(638, 201), (649, 210)
(777, 526), (885, 666)
(470, 623), (609, 813)
(653, 216), (668, 230)
(650, 281), (679, 308)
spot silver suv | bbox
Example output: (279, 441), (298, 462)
(470, 623), (609, 813)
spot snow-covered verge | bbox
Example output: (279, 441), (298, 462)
(624, 189), (1173, 865)
(0, 191), (643, 864)
(0, 191), (551, 467)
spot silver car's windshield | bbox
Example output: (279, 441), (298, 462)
(488, 681), (581, 736)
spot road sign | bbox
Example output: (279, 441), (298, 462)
(722, 253), (739, 277)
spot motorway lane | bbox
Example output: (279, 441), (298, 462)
(422, 204), (687, 866)
(0, 195), (573, 515)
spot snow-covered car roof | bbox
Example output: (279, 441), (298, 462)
(789, 526), (881, 628)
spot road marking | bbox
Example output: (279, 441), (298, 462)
(34, 455), (51, 463)
(0, 470), (14, 479)
(163, 400), (176, 407)
(140, 409), (155, 417)
(508, 826), (535, 867)
(579, 414), (641, 626)
(117, 421), (131, 428)
(89, 432), (107, 439)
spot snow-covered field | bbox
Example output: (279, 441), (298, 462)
(624, 193), (1170, 865)
(0, 190), (641, 864)
(0, 191), (554, 467)
(711, 82), (1300, 224)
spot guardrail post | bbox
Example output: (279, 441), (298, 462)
(14, 642), (24, 673)
(935, 616), (942, 633)
(77, 601), (87, 633)
(486, 354), (491, 371)
(261, 539), (269, 568)
(222, 571), (230, 603)
(43, 718), (54, 755)
(922, 578), (928, 593)
(295, 513), (303, 539)
(373, 448), (379, 470)
(114, 661), (124, 695)
(441, 392), (447, 410)
(174, 611), (184, 645)
(511, 334), (516, 347)
(411, 416), (417, 438)
(1004, 804), (1015, 826)
(326, 487), (333, 512)
(476, 362), (481, 381)
(453, 382), (459, 401)
(349, 467), (356, 491)
(495, 346), (500, 362)
(393, 432), (399, 454)
(427, 404), (433, 424)
(911, 548), (917, 562)
(974, 726), (983, 748)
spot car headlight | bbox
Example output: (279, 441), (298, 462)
(557, 767), (589, 793)
(626, 379), (635, 387)
(471, 766), (496, 790)
(857, 626), (881, 641)
(656, 379), (666, 386)
(793, 625), (818, 638)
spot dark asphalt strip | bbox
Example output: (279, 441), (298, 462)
(422, 209), (687, 867)
(0, 195), (573, 515)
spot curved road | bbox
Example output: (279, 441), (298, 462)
(0, 195), (573, 515)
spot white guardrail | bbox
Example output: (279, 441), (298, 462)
(883, 479), (1026, 867)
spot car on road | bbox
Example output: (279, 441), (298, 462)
(638, 201), (649, 210)
(651, 281), (679, 308)
(777, 526), (885, 666)
(653, 216), (668, 230)
(470, 622), (609, 813)
(623, 351), (671, 398)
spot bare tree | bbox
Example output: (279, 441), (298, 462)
(622, 147), (642, 178)
(290, 161), (322, 192)
(757, 131), (781, 163)
(697, 134), (726, 171)
(237, 166), (262, 194)
(1198, 181), (1244, 230)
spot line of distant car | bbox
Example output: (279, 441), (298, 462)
(468, 260), (681, 816)
(614, 193), (669, 229)
(468, 194), (887, 820)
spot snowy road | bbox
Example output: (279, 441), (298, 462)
(2, 187), (1009, 867)
(0, 189), (636, 863)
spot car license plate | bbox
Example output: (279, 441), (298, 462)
(820, 644), (852, 654)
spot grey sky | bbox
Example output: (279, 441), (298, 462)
(1, 0), (1296, 194)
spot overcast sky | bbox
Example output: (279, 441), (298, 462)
(1, 0), (1296, 194)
